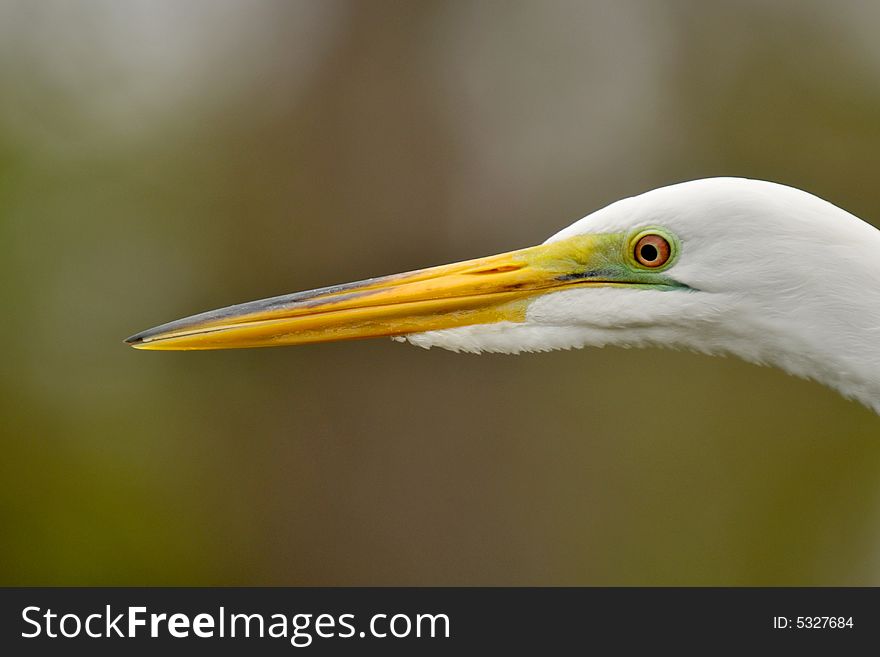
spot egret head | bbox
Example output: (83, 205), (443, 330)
(127, 177), (880, 412)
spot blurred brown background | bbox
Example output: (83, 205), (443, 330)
(1, 0), (879, 585)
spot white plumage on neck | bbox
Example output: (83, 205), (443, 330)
(403, 178), (880, 413)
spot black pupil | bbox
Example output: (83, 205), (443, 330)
(640, 243), (658, 262)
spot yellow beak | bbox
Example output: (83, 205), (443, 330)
(126, 235), (604, 351)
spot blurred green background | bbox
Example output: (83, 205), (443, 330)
(1, 0), (879, 586)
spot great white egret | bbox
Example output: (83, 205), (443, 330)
(126, 178), (880, 414)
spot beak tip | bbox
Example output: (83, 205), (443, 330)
(124, 331), (150, 349)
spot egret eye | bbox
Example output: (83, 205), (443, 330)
(634, 234), (671, 267)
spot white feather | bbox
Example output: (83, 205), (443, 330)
(401, 178), (880, 413)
